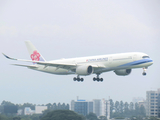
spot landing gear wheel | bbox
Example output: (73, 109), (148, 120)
(93, 73), (103, 82)
(73, 75), (84, 82)
(100, 78), (103, 82)
(73, 77), (76, 81)
(80, 78), (84, 82)
(77, 78), (80, 82)
(143, 72), (146, 76)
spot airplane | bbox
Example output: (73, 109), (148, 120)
(3, 41), (153, 82)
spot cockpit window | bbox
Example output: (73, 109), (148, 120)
(142, 56), (149, 58)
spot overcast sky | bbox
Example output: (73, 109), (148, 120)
(0, 0), (160, 105)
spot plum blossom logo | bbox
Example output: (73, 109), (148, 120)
(30, 51), (40, 61)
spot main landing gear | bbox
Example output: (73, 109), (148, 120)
(73, 75), (84, 82)
(93, 74), (103, 82)
(142, 67), (147, 76)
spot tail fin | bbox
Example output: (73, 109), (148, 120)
(25, 41), (46, 62)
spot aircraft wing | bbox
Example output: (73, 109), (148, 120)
(2, 53), (105, 69)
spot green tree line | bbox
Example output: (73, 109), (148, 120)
(0, 100), (69, 116)
(109, 99), (146, 118)
(0, 110), (159, 120)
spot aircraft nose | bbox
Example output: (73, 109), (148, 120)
(149, 58), (153, 65)
(150, 62), (153, 65)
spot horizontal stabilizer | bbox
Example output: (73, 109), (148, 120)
(2, 53), (104, 70)
(2, 53), (76, 69)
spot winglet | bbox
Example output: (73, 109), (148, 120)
(2, 53), (17, 60)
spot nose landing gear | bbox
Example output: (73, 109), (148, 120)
(93, 73), (103, 82)
(142, 68), (147, 76)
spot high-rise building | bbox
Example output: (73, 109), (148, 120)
(93, 99), (101, 116)
(70, 98), (110, 118)
(146, 88), (160, 118)
(71, 100), (93, 116)
(88, 101), (94, 114)
(106, 100), (110, 120)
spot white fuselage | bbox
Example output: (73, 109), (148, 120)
(30, 52), (153, 75)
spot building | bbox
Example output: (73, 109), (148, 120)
(146, 88), (160, 118)
(106, 100), (110, 120)
(17, 109), (23, 115)
(132, 97), (145, 104)
(23, 106), (47, 115)
(93, 99), (101, 116)
(71, 100), (93, 116)
(138, 101), (146, 108)
(70, 98), (110, 118)
(35, 106), (47, 114)
(24, 107), (35, 115)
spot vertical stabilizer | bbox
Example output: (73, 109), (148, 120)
(25, 41), (46, 61)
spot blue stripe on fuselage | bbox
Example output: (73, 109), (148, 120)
(118, 58), (153, 67)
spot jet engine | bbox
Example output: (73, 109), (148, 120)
(76, 65), (93, 76)
(114, 69), (132, 76)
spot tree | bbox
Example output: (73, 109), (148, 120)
(45, 103), (52, 110)
(41, 110), (85, 120)
(65, 104), (69, 110)
(149, 116), (159, 120)
(86, 113), (98, 120)
(1, 100), (14, 106)
(13, 116), (21, 120)
(57, 103), (61, 110)
(124, 102), (129, 117)
(22, 103), (35, 110)
(135, 102), (139, 116)
(139, 105), (146, 117)
(40, 109), (52, 119)
(61, 103), (66, 110)
(119, 101), (124, 114)
(52, 103), (57, 110)
(114, 101), (119, 113)
(0, 114), (9, 120)
(30, 114), (40, 120)
(0, 105), (4, 113)
(129, 102), (134, 117)
(129, 102), (134, 111)
(99, 116), (107, 120)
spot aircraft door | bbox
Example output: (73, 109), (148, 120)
(133, 54), (137, 61)
(109, 56), (112, 64)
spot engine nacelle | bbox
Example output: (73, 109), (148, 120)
(114, 69), (132, 76)
(76, 65), (93, 76)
